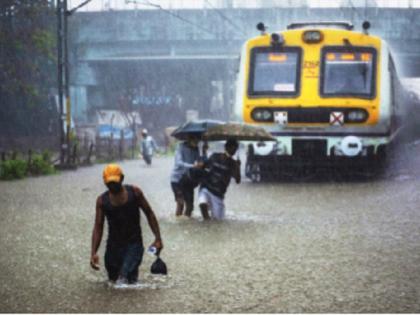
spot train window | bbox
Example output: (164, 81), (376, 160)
(248, 47), (301, 97)
(321, 47), (376, 98)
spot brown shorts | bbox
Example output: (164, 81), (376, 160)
(171, 182), (194, 206)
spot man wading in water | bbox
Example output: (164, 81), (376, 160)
(198, 139), (241, 220)
(90, 164), (163, 285)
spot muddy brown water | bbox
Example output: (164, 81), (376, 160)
(1, 152), (420, 312)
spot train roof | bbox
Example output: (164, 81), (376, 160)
(245, 23), (383, 48)
(287, 21), (354, 30)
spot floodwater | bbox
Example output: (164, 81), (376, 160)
(1, 146), (420, 313)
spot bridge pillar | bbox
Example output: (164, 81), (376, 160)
(71, 62), (98, 122)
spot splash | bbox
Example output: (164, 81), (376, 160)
(106, 275), (172, 290)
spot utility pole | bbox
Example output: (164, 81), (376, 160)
(57, 0), (65, 165)
(63, 0), (71, 164)
(56, 0), (92, 167)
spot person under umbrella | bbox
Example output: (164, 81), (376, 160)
(170, 134), (204, 217)
(198, 139), (241, 220)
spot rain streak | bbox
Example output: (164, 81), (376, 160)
(1, 0), (420, 313)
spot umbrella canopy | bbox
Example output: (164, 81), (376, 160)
(203, 122), (276, 141)
(171, 119), (224, 140)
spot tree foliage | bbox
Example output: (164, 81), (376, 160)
(0, 158), (27, 180)
(0, 0), (58, 137)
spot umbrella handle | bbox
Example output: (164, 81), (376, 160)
(201, 141), (209, 157)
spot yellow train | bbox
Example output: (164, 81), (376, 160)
(233, 21), (409, 180)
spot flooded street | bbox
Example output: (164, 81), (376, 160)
(1, 149), (420, 313)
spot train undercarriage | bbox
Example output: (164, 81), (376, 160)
(244, 136), (391, 181)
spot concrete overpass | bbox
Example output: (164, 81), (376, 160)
(69, 7), (420, 127)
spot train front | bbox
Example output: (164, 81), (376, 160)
(234, 22), (394, 180)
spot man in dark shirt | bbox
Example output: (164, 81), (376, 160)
(90, 164), (163, 285)
(199, 139), (241, 220)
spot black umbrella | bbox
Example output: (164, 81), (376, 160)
(171, 119), (224, 140)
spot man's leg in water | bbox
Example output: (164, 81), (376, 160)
(171, 182), (185, 216)
(119, 243), (144, 284)
(144, 154), (152, 165)
(105, 245), (123, 282)
(198, 188), (211, 220)
(175, 198), (184, 216)
(199, 203), (210, 220)
(184, 184), (195, 217)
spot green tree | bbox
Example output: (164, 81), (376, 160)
(0, 0), (57, 138)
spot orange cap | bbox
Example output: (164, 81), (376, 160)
(103, 164), (123, 184)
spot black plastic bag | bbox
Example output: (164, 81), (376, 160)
(151, 257), (168, 275)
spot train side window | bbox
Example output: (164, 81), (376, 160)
(248, 46), (302, 97)
(320, 46), (377, 99)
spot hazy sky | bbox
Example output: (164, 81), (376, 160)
(68, 0), (420, 11)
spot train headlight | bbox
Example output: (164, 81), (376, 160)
(251, 109), (273, 122)
(302, 30), (323, 44)
(346, 109), (368, 123)
(271, 33), (284, 46)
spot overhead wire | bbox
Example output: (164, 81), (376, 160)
(203, 0), (247, 37)
(364, 0), (367, 21)
(68, 0), (93, 15)
(348, 0), (364, 21)
(125, 0), (219, 37)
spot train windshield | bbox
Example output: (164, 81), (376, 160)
(249, 48), (301, 96)
(321, 48), (376, 98)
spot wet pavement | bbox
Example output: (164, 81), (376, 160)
(1, 146), (420, 312)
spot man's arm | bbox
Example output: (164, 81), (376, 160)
(175, 145), (195, 169)
(90, 196), (105, 270)
(133, 187), (163, 253)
